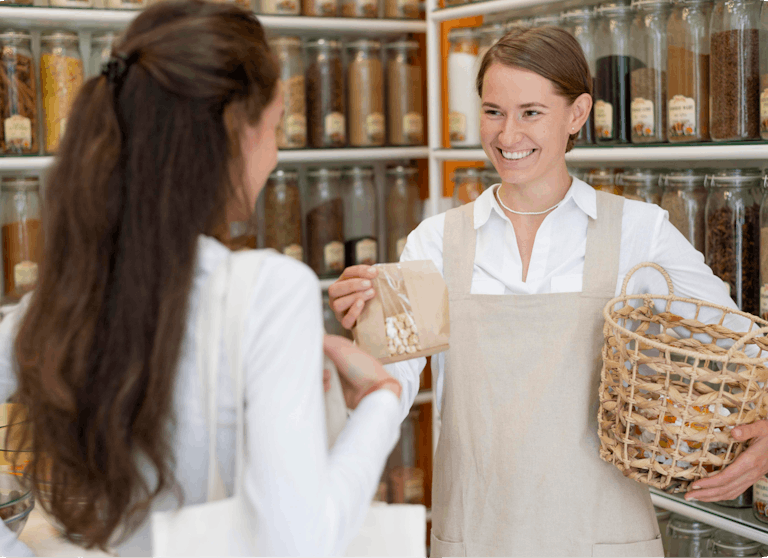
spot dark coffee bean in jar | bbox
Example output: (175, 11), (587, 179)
(306, 39), (346, 148)
(306, 168), (345, 278)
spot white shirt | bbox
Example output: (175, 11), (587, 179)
(385, 178), (750, 421)
(0, 236), (401, 556)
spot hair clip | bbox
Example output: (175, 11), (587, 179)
(101, 52), (132, 85)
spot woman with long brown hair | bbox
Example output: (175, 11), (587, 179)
(0, 1), (403, 554)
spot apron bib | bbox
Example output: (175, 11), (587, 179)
(430, 191), (663, 557)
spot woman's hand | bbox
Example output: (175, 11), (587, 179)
(328, 265), (378, 330)
(684, 421), (768, 502)
(323, 334), (401, 409)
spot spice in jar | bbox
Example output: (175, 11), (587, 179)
(341, 0), (378, 17)
(0, 32), (38, 156)
(270, 37), (306, 150)
(342, 166), (378, 266)
(302, 0), (338, 16)
(258, 0), (299, 13)
(40, 32), (84, 155)
(386, 165), (420, 262)
(1, 176), (42, 302)
(385, 40), (423, 146)
(264, 169), (303, 262)
(306, 168), (344, 278)
(452, 167), (483, 207)
(661, 170), (707, 254)
(347, 40), (385, 147)
(384, 0), (418, 18)
(306, 39), (346, 148)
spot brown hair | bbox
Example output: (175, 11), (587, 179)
(476, 26), (592, 152)
(9, 0), (278, 549)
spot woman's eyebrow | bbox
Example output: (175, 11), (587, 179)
(520, 102), (548, 109)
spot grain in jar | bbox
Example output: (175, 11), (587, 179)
(1, 176), (41, 302)
(270, 37), (306, 149)
(452, 167), (483, 207)
(0, 32), (38, 155)
(306, 39), (346, 148)
(586, 168), (621, 195)
(306, 168), (344, 277)
(385, 165), (420, 262)
(89, 33), (115, 78)
(264, 169), (303, 262)
(257, 0), (299, 13)
(341, 0), (378, 17)
(302, 0), (338, 17)
(347, 40), (385, 147)
(385, 40), (423, 146)
(342, 166), (378, 266)
(616, 168), (662, 204)
(447, 28), (481, 147)
(40, 32), (84, 155)
(661, 170), (707, 254)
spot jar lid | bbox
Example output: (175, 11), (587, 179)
(347, 39), (381, 50)
(385, 39), (419, 50)
(386, 165), (418, 175)
(596, 1), (633, 14)
(343, 166), (374, 178)
(0, 30), (32, 41)
(41, 31), (79, 43)
(532, 14), (561, 25)
(710, 530), (762, 554)
(561, 7), (595, 19)
(708, 168), (762, 187)
(269, 36), (302, 48)
(448, 27), (479, 40)
(92, 32), (116, 45)
(668, 515), (717, 535)
(1, 176), (39, 191)
(664, 170), (707, 187)
(269, 168), (298, 181)
(308, 167), (342, 179)
(453, 167), (482, 179)
(617, 169), (662, 186)
(306, 38), (341, 49)
(631, 0), (671, 8)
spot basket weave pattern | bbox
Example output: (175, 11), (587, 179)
(598, 263), (768, 492)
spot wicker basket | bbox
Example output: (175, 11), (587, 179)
(598, 262), (768, 492)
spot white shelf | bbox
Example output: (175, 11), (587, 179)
(650, 489), (768, 544)
(430, 0), (559, 20)
(413, 390), (432, 406)
(0, 156), (54, 173)
(259, 14), (427, 33)
(320, 277), (339, 291)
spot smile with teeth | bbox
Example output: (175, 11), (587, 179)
(499, 148), (535, 160)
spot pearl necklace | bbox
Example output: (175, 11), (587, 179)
(496, 185), (561, 216)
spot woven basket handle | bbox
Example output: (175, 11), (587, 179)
(725, 325), (768, 359)
(620, 262), (674, 298)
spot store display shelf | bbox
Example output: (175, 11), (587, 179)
(0, 156), (54, 173)
(279, 146), (429, 163)
(258, 14), (427, 33)
(430, 0), (559, 20)
(650, 489), (768, 544)
(413, 390), (432, 406)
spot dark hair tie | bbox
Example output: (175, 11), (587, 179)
(101, 53), (133, 85)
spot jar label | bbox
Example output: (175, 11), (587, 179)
(324, 112), (345, 144)
(356, 0), (378, 16)
(4, 115), (32, 151)
(365, 113), (385, 144)
(263, 0), (299, 12)
(761, 284), (768, 320)
(761, 89), (768, 135)
(396, 236), (407, 260)
(668, 95), (697, 138)
(283, 244), (304, 262)
(754, 477), (768, 505)
(594, 100), (613, 139)
(403, 112), (423, 143)
(324, 241), (345, 273)
(315, 0), (338, 14)
(449, 112), (466, 143)
(631, 97), (654, 137)
(355, 238), (377, 265)
(284, 114), (307, 147)
(14, 261), (37, 289)
(397, 0), (418, 17)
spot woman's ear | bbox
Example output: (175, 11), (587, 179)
(570, 92), (593, 131)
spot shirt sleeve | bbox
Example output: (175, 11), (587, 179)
(241, 256), (401, 556)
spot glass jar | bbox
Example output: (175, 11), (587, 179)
(0, 0), (32, 7)
(506, 17), (531, 31)
(306, 39), (345, 148)
(0, 32), (38, 156)
(760, 0), (768, 140)
(562, 8), (597, 145)
(587, 168), (621, 194)
(531, 13), (561, 27)
(342, 166), (378, 267)
(477, 22), (506, 62)
(385, 165), (421, 262)
(629, 0), (670, 143)
(302, 0), (337, 16)
(760, 174), (768, 320)
(709, 0), (761, 141)
(654, 507), (672, 556)
(447, 27), (481, 148)
(270, 37), (306, 150)
(341, 0), (377, 16)
(667, 0), (712, 142)
(705, 168), (761, 314)
(388, 409), (425, 505)
(385, 40), (423, 146)
(753, 475), (768, 523)
(258, 0), (299, 14)
(708, 530), (762, 557)
(264, 169), (303, 262)
(306, 168), (344, 278)
(1, 176), (42, 301)
(569, 167), (589, 183)
(666, 514), (716, 558)
(661, 170), (708, 253)
(713, 486), (753, 508)
(89, 32), (115, 78)
(595, 1), (643, 144)
(347, 40), (385, 147)
(40, 32), (84, 155)
(617, 168), (662, 204)
(481, 167), (501, 191)
(384, 0), (417, 19)
(452, 167), (483, 206)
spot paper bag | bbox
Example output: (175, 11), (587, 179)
(353, 261), (449, 364)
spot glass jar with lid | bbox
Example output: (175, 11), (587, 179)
(386, 165), (421, 262)
(264, 169), (303, 263)
(306, 39), (346, 148)
(452, 167), (484, 207)
(710, 0), (761, 141)
(654, 507), (672, 555)
(667, 0), (712, 143)
(531, 13), (561, 27)
(270, 37), (306, 150)
(40, 32), (84, 155)
(384, 0), (417, 19)
(302, 0), (338, 16)
(89, 33), (115, 78)
(341, 0), (378, 16)
(1, 176), (41, 301)
(661, 169), (708, 254)
(760, 0), (768, 140)
(667, 515), (716, 558)
(568, 167), (589, 183)
(306, 168), (344, 278)
(760, 173), (768, 320)
(617, 168), (662, 203)
(562, 8), (597, 145)
(477, 22), (506, 62)
(629, 0), (671, 144)
(257, 0), (299, 14)
(342, 166), (378, 267)
(0, 31), (38, 156)
(347, 40), (385, 147)
(708, 530), (762, 557)
(385, 40), (423, 146)
(706, 168), (761, 314)
(587, 168), (620, 194)
(753, 475), (768, 523)
(447, 28), (481, 148)
(595, 1), (643, 144)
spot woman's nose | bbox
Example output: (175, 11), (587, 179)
(498, 119), (524, 146)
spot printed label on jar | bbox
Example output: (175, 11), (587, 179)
(397, 0), (418, 17)
(365, 113), (385, 144)
(285, 114), (307, 147)
(754, 477), (768, 519)
(403, 112), (423, 143)
(594, 100), (613, 139)
(355, 238), (377, 266)
(396, 237), (407, 260)
(283, 244), (304, 262)
(630, 97), (654, 137)
(669, 95), (697, 138)
(4, 115), (32, 151)
(14, 261), (38, 289)
(761, 89), (768, 135)
(324, 112), (345, 145)
(262, 0), (299, 12)
(324, 241), (345, 272)
(356, 0), (378, 16)
(315, 0), (338, 14)
(449, 112), (466, 143)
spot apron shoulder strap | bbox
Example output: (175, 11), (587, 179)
(582, 191), (624, 297)
(442, 203), (476, 296)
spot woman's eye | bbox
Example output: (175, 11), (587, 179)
(484, 109), (501, 116)
(524, 110), (540, 117)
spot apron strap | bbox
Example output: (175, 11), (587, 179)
(582, 191), (624, 297)
(442, 203), (476, 296)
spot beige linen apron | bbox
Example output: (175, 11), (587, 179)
(430, 191), (663, 557)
